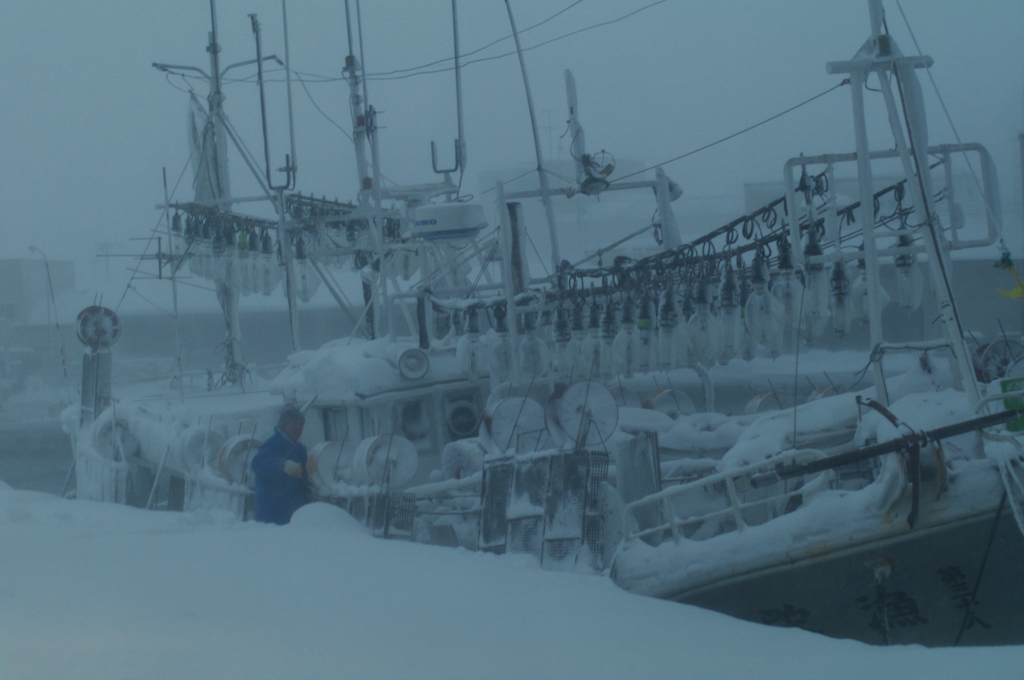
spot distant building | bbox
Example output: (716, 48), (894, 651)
(0, 258), (75, 324)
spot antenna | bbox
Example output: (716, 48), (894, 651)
(249, 12), (295, 191)
(431, 0), (466, 176)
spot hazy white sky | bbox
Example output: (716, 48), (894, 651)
(0, 0), (1021, 299)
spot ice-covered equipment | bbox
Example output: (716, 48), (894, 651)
(354, 435), (419, 489)
(480, 397), (548, 455)
(411, 203), (486, 242)
(217, 435), (262, 486)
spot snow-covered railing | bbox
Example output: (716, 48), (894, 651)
(622, 448), (832, 544)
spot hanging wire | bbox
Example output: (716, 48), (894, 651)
(613, 80), (850, 183)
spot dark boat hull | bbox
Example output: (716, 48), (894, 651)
(674, 510), (1024, 646)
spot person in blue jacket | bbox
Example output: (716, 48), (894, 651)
(251, 407), (315, 524)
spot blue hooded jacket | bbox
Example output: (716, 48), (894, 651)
(251, 427), (310, 525)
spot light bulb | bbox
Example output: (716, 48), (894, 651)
(770, 242), (803, 353)
(555, 307), (576, 381)
(260, 232), (281, 295)
(719, 264), (739, 364)
(517, 312), (551, 380)
(801, 229), (830, 345)
(687, 284), (720, 366)
(657, 288), (677, 370)
(488, 308), (512, 384)
(576, 302), (603, 382)
(636, 295), (653, 374)
(831, 259), (851, 337)
(613, 297), (641, 378)
(745, 253), (781, 358)
(600, 300), (618, 381)
(894, 234), (921, 311)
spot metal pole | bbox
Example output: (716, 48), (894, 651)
(496, 181), (521, 381)
(876, 68), (977, 401)
(163, 168), (186, 404)
(849, 70), (890, 405)
(282, 0), (297, 185)
(355, 0), (390, 336)
(452, 0), (466, 169)
(504, 0), (561, 276)
(278, 188), (301, 351)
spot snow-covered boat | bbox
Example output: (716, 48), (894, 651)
(67, 0), (1024, 647)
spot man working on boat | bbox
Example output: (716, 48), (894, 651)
(251, 406), (317, 525)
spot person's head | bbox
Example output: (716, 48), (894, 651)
(278, 407), (305, 442)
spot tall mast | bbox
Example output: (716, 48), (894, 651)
(205, 0), (242, 379)
(504, 0), (561, 278)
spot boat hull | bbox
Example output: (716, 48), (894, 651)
(673, 510), (1024, 646)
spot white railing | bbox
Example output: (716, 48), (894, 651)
(622, 448), (833, 544)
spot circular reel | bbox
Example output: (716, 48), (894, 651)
(217, 435), (263, 487)
(480, 397), (548, 455)
(76, 306), (121, 349)
(556, 381), (618, 448)
(354, 435), (419, 489)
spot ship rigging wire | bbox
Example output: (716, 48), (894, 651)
(613, 79), (851, 183)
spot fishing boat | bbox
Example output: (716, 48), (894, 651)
(66, 0), (1024, 647)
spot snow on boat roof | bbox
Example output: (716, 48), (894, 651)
(270, 336), (473, 405)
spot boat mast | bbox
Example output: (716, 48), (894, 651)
(205, 0), (244, 381)
(827, 0), (978, 404)
(504, 0), (561, 278)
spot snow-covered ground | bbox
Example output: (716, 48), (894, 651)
(1, 483), (1020, 680)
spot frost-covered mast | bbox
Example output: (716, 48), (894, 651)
(195, 0), (244, 381)
(341, 0), (390, 338)
(827, 0), (978, 404)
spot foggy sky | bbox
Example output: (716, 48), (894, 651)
(0, 0), (1021, 306)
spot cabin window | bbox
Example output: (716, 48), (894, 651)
(323, 408), (349, 444)
(398, 401), (430, 443)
